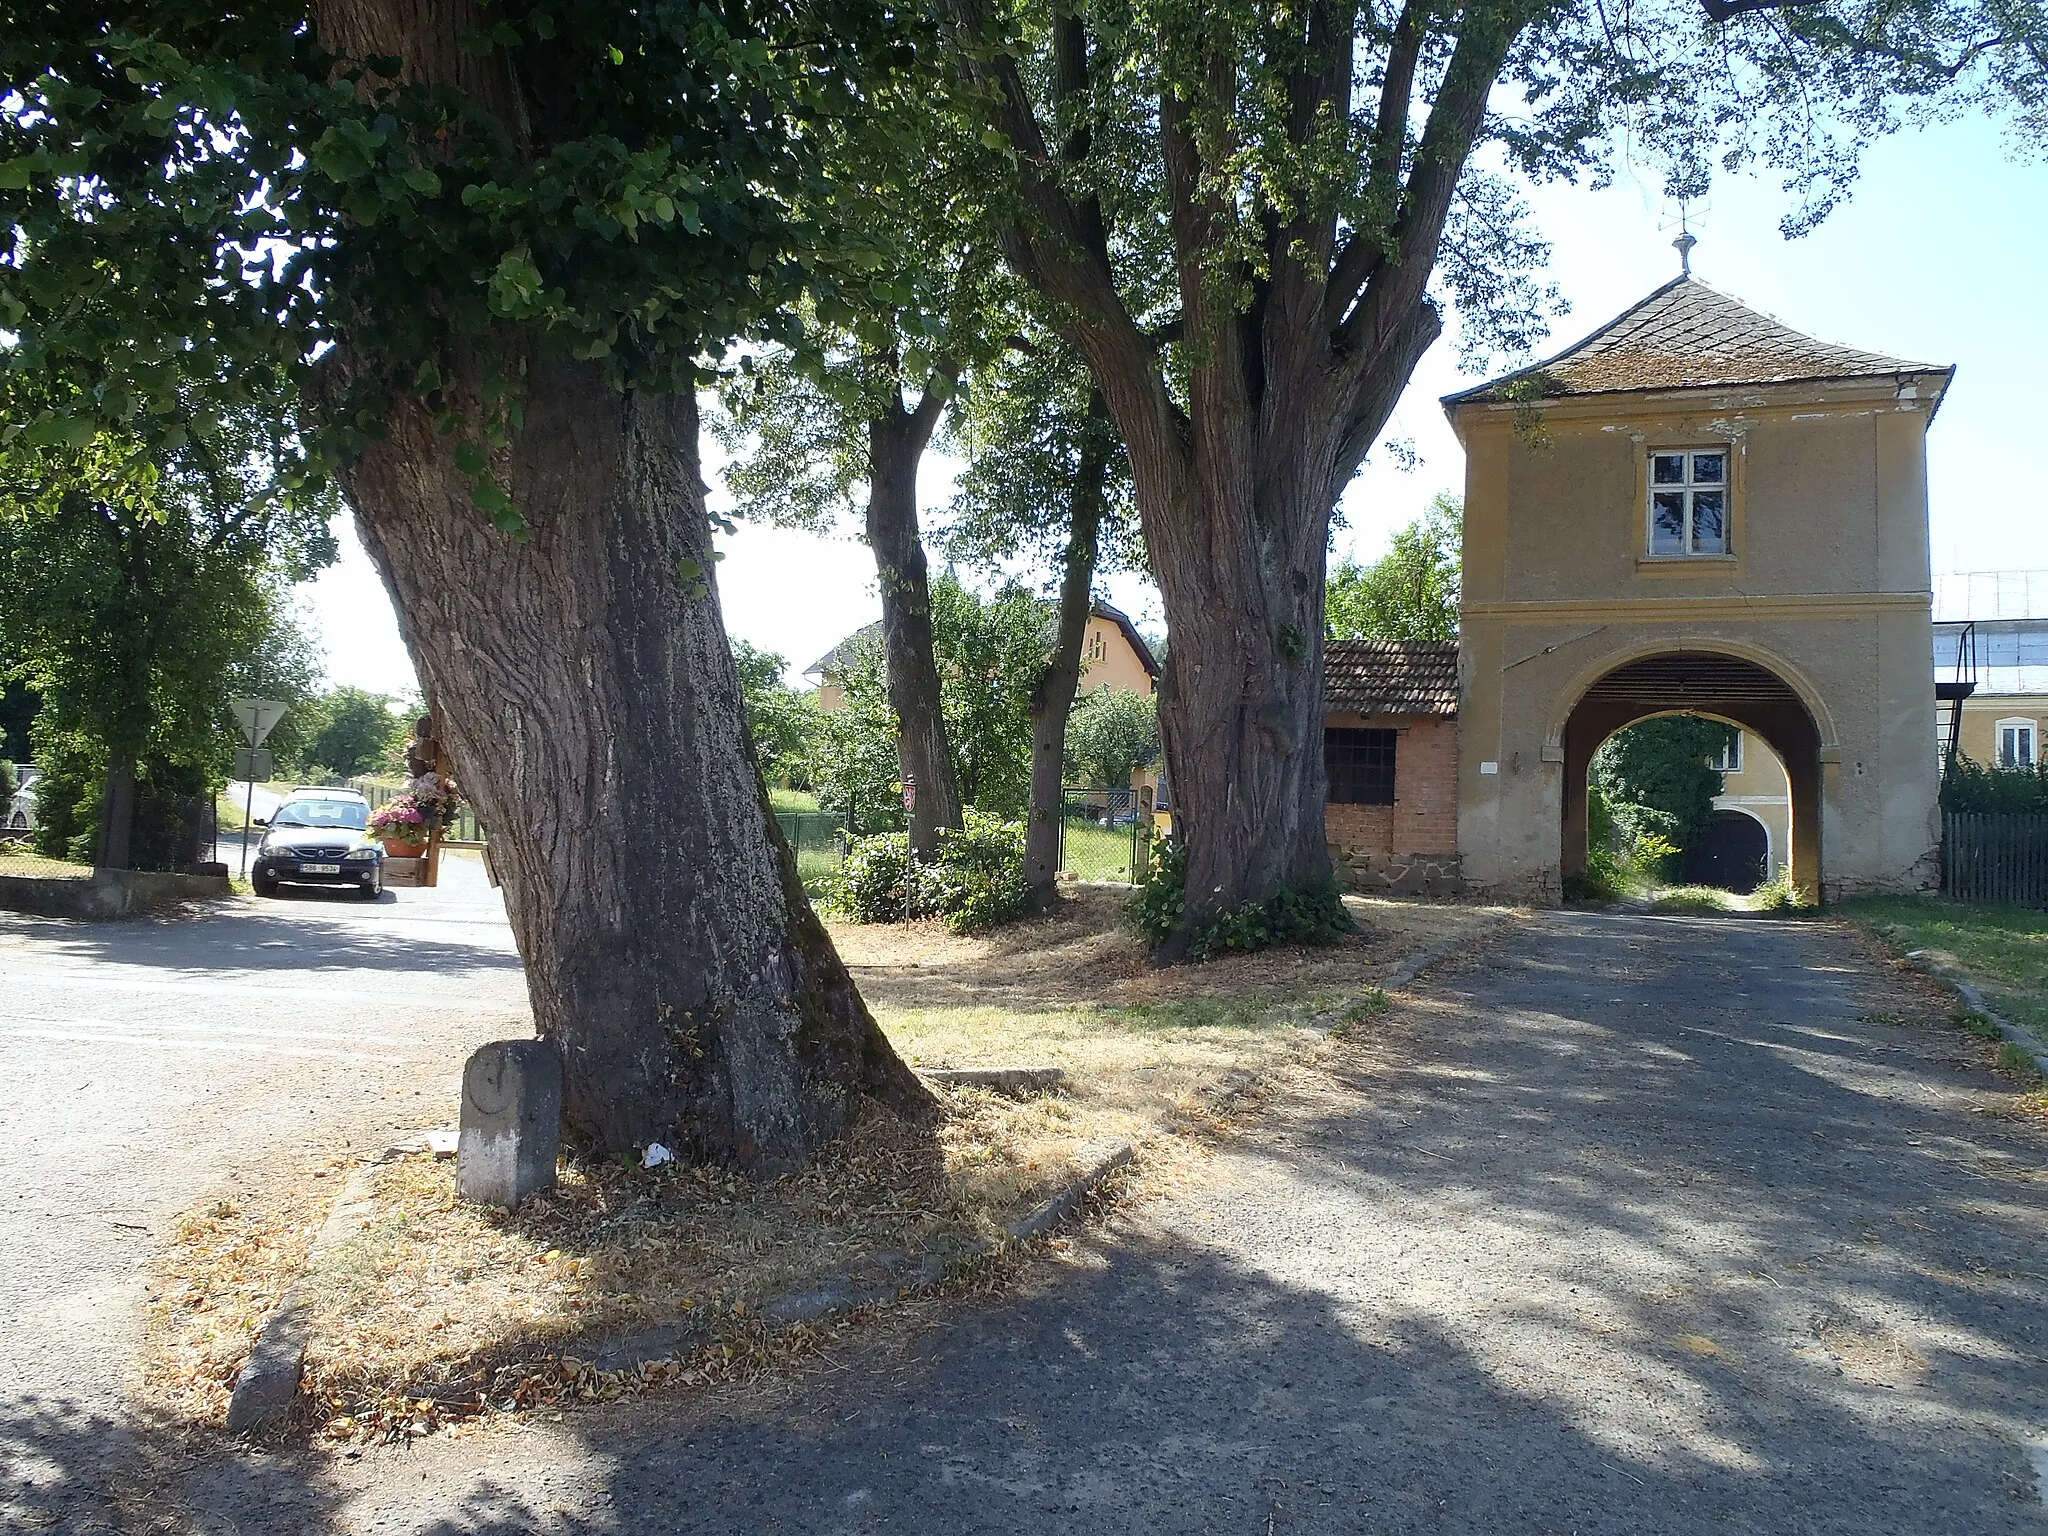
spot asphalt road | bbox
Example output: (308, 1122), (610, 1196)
(184, 909), (2048, 1534)
(7, 901), (2046, 1533)
(0, 855), (530, 1533)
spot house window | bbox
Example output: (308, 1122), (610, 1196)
(1326, 728), (1396, 805)
(1084, 631), (1107, 665)
(1647, 448), (1729, 557)
(1997, 718), (2037, 768)
(1709, 730), (1743, 774)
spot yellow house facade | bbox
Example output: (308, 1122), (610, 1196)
(806, 601), (1158, 714)
(1934, 575), (2048, 770)
(1446, 275), (1951, 903)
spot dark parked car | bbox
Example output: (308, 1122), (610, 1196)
(252, 791), (383, 899)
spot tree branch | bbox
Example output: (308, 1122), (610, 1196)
(1698, 0), (1822, 22)
(1326, 0), (1425, 323)
(1337, 11), (1523, 352)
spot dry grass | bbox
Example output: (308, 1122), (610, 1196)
(140, 885), (1515, 1440)
(138, 1149), (363, 1428)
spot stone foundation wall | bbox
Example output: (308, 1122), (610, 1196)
(1335, 849), (1465, 898)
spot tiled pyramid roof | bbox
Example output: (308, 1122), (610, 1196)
(1445, 277), (1945, 405)
(1324, 639), (1459, 717)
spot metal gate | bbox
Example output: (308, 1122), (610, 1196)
(1059, 786), (1145, 883)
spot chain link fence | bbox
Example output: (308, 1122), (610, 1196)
(1060, 787), (1147, 884)
(1, 777), (222, 882)
(776, 810), (846, 889)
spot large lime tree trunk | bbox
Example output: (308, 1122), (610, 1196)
(333, 356), (929, 1167)
(953, 3), (1511, 956)
(306, 0), (933, 1170)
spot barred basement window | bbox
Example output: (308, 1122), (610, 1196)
(1326, 728), (1396, 805)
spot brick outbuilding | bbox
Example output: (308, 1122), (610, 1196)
(1323, 640), (1462, 895)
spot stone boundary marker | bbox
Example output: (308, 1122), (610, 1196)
(1902, 950), (2048, 1081)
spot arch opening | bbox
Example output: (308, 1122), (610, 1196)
(1561, 652), (1823, 901)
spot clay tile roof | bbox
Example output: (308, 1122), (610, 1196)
(1323, 639), (1459, 718)
(1444, 276), (1947, 406)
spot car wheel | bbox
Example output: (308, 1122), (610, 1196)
(358, 871), (382, 900)
(253, 872), (279, 897)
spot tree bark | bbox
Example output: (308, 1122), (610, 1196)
(308, 0), (932, 1171)
(947, 3), (1508, 955)
(865, 400), (964, 859)
(94, 756), (135, 871)
(1022, 436), (1109, 905)
(331, 354), (932, 1170)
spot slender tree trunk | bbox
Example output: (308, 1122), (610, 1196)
(94, 756), (135, 871)
(1023, 437), (1109, 905)
(866, 407), (964, 859)
(330, 352), (931, 1170)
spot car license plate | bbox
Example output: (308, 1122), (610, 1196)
(300, 862), (341, 874)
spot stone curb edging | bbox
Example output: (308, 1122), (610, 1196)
(223, 1163), (382, 1433)
(1380, 938), (1470, 995)
(224, 1137), (1137, 1428)
(1901, 950), (2048, 1082)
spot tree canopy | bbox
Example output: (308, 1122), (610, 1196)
(1327, 494), (1461, 644)
(1065, 685), (1161, 789)
(1592, 714), (1738, 856)
(807, 576), (1051, 827)
(936, 0), (2047, 953)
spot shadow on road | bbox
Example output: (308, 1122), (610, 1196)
(15, 910), (2045, 1534)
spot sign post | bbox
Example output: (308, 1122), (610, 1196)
(228, 698), (288, 878)
(902, 775), (917, 925)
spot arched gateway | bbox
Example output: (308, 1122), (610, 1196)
(1435, 272), (1950, 904)
(1559, 651), (1823, 898)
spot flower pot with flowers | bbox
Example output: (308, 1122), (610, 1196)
(369, 795), (431, 857)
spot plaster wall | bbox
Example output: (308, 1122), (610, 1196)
(1452, 377), (1945, 902)
(1077, 615), (1156, 698)
(1955, 694), (2047, 766)
(1713, 732), (1791, 879)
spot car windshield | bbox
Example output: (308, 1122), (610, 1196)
(272, 799), (369, 831)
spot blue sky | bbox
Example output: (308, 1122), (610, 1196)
(304, 110), (2044, 693)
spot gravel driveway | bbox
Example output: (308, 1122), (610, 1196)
(155, 907), (2048, 1535)
(0, 857), (529, 1533)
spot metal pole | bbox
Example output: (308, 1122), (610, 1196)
(239, 773), (255, 878)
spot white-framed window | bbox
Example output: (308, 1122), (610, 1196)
(1647, 448), (1730, 557)
(1709, 730), (1743, 774)
(1997, 717), (2037, 768)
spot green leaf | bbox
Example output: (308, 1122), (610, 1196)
(453, 440), (488, 475)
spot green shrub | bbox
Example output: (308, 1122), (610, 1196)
(824, 811), (1030, 934)
(1130, 832), (1187, 947)
(1941, 755), (2048, 814)
(1129, 832), (1351, 958)
(1563, 849), (1627, 903)
(923, 812), (1032, 933)
(1188, 881), (1353, 959)
(1749, 871), (1810, 913)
